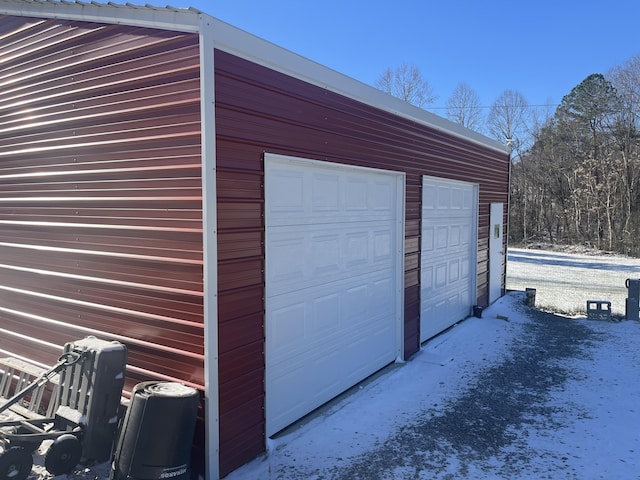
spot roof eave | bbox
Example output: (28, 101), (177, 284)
(0, 0), (204, 33)
(211, 17), (509, 155)
(0, 1), (508, 155)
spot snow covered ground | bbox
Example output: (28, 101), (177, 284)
(506, 247), (640, 315)
(5, 248), (640, 479)
(223, 294), (640, 479)
(224, 248), (640, 479)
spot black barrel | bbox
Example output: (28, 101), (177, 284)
(626, 279), (640, 321)
(110, 381), (200, 480)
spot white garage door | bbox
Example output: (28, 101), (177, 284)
(265, 153), (404, 436)
(420, 177), (477, 342)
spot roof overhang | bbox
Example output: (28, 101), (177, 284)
(0, 0), (204, 33)
(209, 16), (509, 154)
(0, 1), (508, 154)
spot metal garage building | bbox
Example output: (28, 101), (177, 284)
(0, 2), (509, 478)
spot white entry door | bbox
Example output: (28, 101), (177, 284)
(420, 177), (477, 342)
(489, 202), (504, 303)
(264, 153), (404, 436)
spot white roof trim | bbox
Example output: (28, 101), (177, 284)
(0, 0), (508, 154)
(210, 18), (508, 154)
(0, 0), (204, 33)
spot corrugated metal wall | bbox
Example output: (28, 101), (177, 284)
(0, 16), (204, 391)
(214, 49), (509, 475)
(0, 14), (509, 477)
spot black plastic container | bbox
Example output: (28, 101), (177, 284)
(110, 381), (200, 480)
(626, 279), (640, 321)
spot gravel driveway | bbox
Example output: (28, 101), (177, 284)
(230, 292), (640, 480)
(324, 303), (599, 480)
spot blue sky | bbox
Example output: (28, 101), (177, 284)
(129, 0), (639, 116)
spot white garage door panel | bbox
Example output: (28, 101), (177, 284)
(267, 276), (396, 432)
(265, 154), (403, 436)
(268, 268), (396, 365)
(267, 221), (396, 297)
(420, 177), (477, 342)
(268, 164), (397, 227)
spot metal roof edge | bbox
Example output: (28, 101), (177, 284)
(210, 18), (508, 155)
(0, 0), (205, 33)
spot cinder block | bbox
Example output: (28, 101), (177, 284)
(586, 300), (611, 321)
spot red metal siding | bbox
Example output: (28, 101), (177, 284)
(0, 16), (203, 392)
(215, 49), (509, 474)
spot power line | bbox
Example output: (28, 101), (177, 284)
(429, 103), (560, 111)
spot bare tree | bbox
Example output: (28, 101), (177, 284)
(487, 89), (530, 158)
(529, 99), (554, 142)
(445, 82), (483, 132)
(375, 63), (436, 108)
(607, 59), (640, 252)
(609, 54), (640, 137)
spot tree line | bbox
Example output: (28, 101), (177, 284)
(377, 55), (640, 256)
